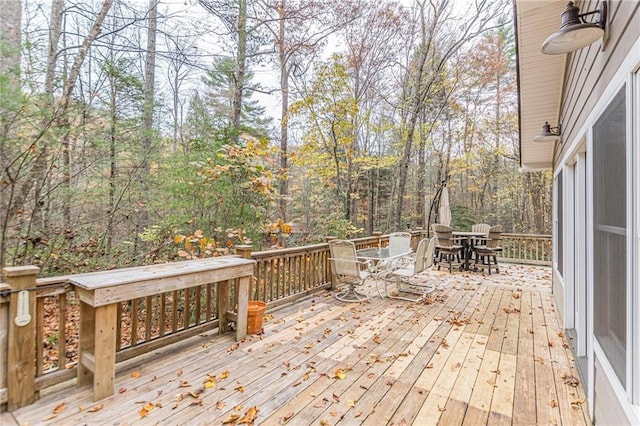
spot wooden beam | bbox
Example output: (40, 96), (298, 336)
(4, 266), (40, 410)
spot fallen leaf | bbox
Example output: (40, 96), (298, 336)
(216, 400), (225, 410)
(42, 414), (58, 421)
(550, 399), (558, 408)
(235, 385), (245, 393)
(333, 393), (340, 403)
(223, 414), (241, 424)
(220, 370), (229, 379)
(88, 404), (103, 413)
(53, 402), (66, 414)
(118, 388), (127, 394)
(204, 377), (216, 389)
(131, 371), (141, 379)
(177, 368), (183, 377)
(334, 369), (347, 379)
(562, 374), (580, 387)
(237, 406), (259, 424)
(180, 380), (191, 387)
(571, 398), (585, 407)
(282, 412), (294, 422)
(139, 402), (155, 418)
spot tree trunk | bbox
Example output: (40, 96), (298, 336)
(232, 0), (247, 143)
(277, 0), (289, 222)
(134, 0), (157, 259)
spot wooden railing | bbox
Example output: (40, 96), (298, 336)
(0, 232), (550, 411)
(499, 233), (552, 265)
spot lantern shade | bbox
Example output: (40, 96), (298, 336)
(542, 24), (604, 55)
(541, 1), (607, 55)
(533, 122), (561, 143)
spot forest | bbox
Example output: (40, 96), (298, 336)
(0, 0), (552, 277)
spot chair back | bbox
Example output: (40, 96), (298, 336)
(472, 223), (491, 234)
(414, 237), (436, 273)
(485, 225), (503, 249)
(329, 240), (360, 277)
(388, 232), (411, 251)
(431, 224), (455, 249)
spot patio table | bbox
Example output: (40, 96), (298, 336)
(356, 247), (412, 297)
(452, 231), (487, 270)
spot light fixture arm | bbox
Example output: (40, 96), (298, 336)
(577, 4), (607, 28)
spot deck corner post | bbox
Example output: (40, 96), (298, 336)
(235, 245), (253, 259)
(3, 265), (40, 410)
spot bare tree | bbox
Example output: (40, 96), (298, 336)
(393, 0), (506, 230)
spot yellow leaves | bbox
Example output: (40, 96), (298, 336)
(139, 402), (155, 418)
(334, 369), (347, 379)
(237, 406), (259, 424)
(373, 335), (382, 344)
(223, 414), (241, 424)
(235, 385), (245, 393)
(220, 370), (229, 379)
(204, 377), (216, 389)
(131, 371), (141, 378)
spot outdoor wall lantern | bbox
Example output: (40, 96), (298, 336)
(541, 1), (607, 55)
(534, 122), (561, 142)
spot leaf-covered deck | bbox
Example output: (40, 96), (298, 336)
(7, 264), (589, 425)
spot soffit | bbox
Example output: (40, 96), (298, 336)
(515, 0), (568, 170)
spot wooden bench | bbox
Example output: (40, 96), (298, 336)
(70, 256), (255, 401)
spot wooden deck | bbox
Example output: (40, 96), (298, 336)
(5, 264), (589, 425)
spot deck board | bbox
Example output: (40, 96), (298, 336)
(6, 264), (590, 425)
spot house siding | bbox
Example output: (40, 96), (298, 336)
(550, 1), (640, 424)
(555, 0), (640, 167)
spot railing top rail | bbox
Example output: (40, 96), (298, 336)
(250, 243), (330, 258)
(501, 233), (552, 239)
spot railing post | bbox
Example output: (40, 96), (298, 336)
(235, 245), (253, 259)
(235, 245), (254, 300)
(324, 237), (338, 290)
(4, 265), (40, 410)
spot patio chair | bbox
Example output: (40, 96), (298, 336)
(378, 232), (413, 270)
(472, 225), (503, 274)
(387, 232), (412, 251)
(471, 223), (491, 234)
(383, 237), (437, 302)
(471, 222), (491, 245)
(329, 239), (371, 302)
(431, 224), (463, 273)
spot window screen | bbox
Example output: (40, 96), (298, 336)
(557, 171), (563, 276)
(593, 86), (627, 388)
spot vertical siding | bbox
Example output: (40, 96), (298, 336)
(555, 0), (640, 164)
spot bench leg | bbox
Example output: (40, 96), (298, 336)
(78, 302), (117, 401)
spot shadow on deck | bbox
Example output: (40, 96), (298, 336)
(6, 264), (589, 425)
